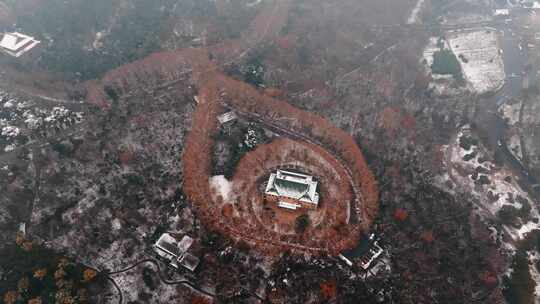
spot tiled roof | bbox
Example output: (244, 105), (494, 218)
(265, 169), (319, 205)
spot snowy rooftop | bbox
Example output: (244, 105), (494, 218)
(493, 9), (509, 16)
(217, 111), (237, 125)
(153, 233), (199, 271)
(359, 241), (384, 270)
(178, 253), (199, 272)
(155, 233), (181, 257)
(265, 169), (319, 207)
(0, 32), (40, 58)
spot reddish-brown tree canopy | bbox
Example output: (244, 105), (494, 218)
(87, 44), (379, 255)
(178, 50), (378, 255)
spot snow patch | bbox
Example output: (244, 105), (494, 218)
(246, 0), (262, 7)
(508, 133), (523, 161)
(209, 175), (233, 202)
(447, 29), (505, 94)
(499, 101), (521, 126)
(422, 37), (464, 96)
(529, 252), (540, 303)
(442, 127), (540, 244)
(1, 125), (20, 137)
(112, 218), (122, 230)
(407, 0), (425, 24)
(4, 144), (15, 152)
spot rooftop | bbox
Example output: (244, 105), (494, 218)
(217, 111), (237, 125)
(153, 233), (200, 271)
(155, 233), (180, 256)
(0, 32), (40, 58)
(493, 9), (509, 16)
(265, 169), (319, 206)
(179, 253), (200, 272)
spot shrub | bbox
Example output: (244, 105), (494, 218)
(459, 135), (477, 150)
(295, 214), (310, 233)
(498, 205), (521, 227)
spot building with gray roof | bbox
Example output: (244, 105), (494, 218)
(153, 233), (200, 272)
(264, 169), (319, 210)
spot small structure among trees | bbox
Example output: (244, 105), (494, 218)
(153, 233), (200, 272)
(358, 236), (384, 270)
(0, 32), (40, 58)
(264, 169), (320, 210)
(217, 111), (237, 126)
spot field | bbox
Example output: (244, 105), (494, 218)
(447, 29), (505, 94)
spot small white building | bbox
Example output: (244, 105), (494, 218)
(0, 32), (40, 58)
(493, 9), (510, 17)
(217, 111), (237, 125)
(153, 233), (200, 272)
(265, 169), (319, 210)
(18, 222), (26, 236)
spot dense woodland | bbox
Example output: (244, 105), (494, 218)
(1, 0), (540, 302)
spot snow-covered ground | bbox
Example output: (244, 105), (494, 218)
(407, 0), (425, 24)
(442, 13), (492, 25)
(447, 29), (505, 94)
(209, 175), (233, 202)
(0, 93), (84, 153)
(508, 132), (523, 161)
(529, 252), (540, 303)
(246, 0), (263, 7)
(499, 100), (524, 161)
(422, 37), (464, 96)
(47, 200), (193, 303)
(441, 126), (540, 243)
(422, 37), (445, 68)
(500, 100), (522, 126)
(365, 255), (392, 279)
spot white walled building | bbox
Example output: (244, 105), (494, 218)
(0, 32), (40, 58)
(153, 233), (200, 272)
(264, 169), (319, 210)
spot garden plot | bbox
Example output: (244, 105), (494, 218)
(447, 29), (505, 94)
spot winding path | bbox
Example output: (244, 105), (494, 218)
(106, 258), (215, 301)
(105, 258), (265, 303)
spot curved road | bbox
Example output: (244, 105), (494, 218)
(105, 258), (265, 303)
(106, 258), (215, 303)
